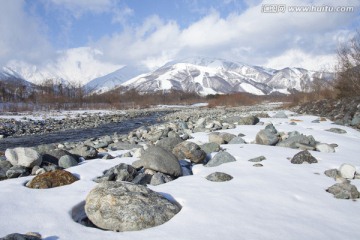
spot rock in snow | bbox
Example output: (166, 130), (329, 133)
(27, 170), (79, 189)
(206, 172), (233, 182)
(339, 163), (356, 179)
(290, 150), (318, 164)
(172, 141), (206, 164)
(5, 147), (42, 168)
(326, 182), (360, 199)
(205, 152), (236, 167)
(85, 181), (181, 231)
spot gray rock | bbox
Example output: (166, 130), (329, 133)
(315, 143), (335, 153)
(58, 155), (78, 169)
(326, 182), (360, 199)
(155, 136), (184, 152)
(228, 136), (246, 144)
(272, 111), (288, 118)
(172, 141), (206, 164)
(70, 145), (98, 159)
(5, 147), (42, 168)
(238, 115), (260, 125)
(339, 163), (356, 179)
(143, 129), (164, 142)
(94, 163), (138, 183)
(326, 128), (347, 134)
(41, 149), (73, 165)
(253, 163), (263, 167)
(6, 165), (30, 178)
(200, 142), (221, 154)
(0, 233), (42, 240)
(150, 172), (174, 186)
(248, 156), (266, 162)
(139, 146), (182, 177)
(265, 124), (278, 134)
(256, 129), (279, 146)
(206, 151), (236, 167)
(290, 150), (318, 164)
(205, 172), (233, 182)
(85, 181), (181, 231)
(324, 169), (340, 180)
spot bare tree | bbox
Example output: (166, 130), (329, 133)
(335, 31), (360, 98)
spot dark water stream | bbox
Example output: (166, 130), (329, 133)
(0, 115), (161, 151)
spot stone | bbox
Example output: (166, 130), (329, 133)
(58, 155), (78, 169)
(324, 169), (340, 179)
(228, 136), (246, 144)
(200, 142), (221, 154)
(205, 151), (236, 167)
(290, 150), (318, 164)
(326, 182), (360, 199)
(253, 163), (263, 167)
(205, 172), (233, 182)
(256, 129), (279, 146)
(85, 181), (181, 232)
(139, 146), (182, 177)
(315, 143), (335, 153)
(6, 165), (30, 178)
(339, 163), (356, 179)
(5, 147), (42, 168)
(150, 172), (174, 186)
(143, 129), (164, 142)
(326, 128), (347, 134)
(27, 170), (78, 189)
(272, 111), (288, 118)
(108, 142), (142, 151)
(172, 141), (206, 164)
(248, 156), (266, 162)
(208, 132), (236, 144)
(94, 163), (138, 183)
(70, 145), (98, 159)
(155, 136), (184, 152)
(238, 115), (260, 125)
(0, 233), (42, 240)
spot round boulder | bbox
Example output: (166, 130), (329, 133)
(85, 181), (181, 231)
(339, 163), (356, 179)
(206, 172), (233, 182)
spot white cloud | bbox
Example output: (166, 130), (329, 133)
(93, 0), (360, 70)
(0, 0), (53, 67)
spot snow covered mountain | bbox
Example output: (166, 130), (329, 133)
(119, 57), (333, 95)
(4, 47), (121, 86)
(0, 67), (34, 87)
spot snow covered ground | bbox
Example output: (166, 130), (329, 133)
(1, 111), (360, 240)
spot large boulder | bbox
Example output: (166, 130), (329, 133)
(156, 136), (184, 152)
(205, 151), (236, 167)
(138, 146), (182, 177)
(85, 181), (181, 232)
(26, 170), (78, 189)
(5, 147), (42, 168)
(256, 129), (279, 146)
(40, 149), (73, 165)
(290, 150), (318, 164)
(326, 182), (360, 199)
(172, 141), (206, 164)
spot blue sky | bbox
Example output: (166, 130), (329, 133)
(1, 0), (360, 71)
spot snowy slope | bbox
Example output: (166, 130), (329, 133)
(0, 111), (360, 239)
(85, 65), (148, 94)
(0, 67), (34, 87)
